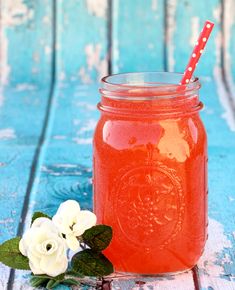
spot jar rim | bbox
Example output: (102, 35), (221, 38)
(100, 71), (201, 100)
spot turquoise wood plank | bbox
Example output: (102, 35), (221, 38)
(112, 0), (165, 73)
(165, 0), (220, 77)
(197, 79), (235, 289)
(0, 86), (53, 241)
(26, 85), (99, 215)
(0, 146), (35, 286)
(56, 0), (108, 84)
(223, 0), (235, 96)
(0, 87), (52, 287)
(200, 78), (235, 146)
(0, 0), (53, 86)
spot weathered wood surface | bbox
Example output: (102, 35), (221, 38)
(0, 0), (53, 86)
(0, 87), (52, 288)
(0, 0), (235, 289)
(56, 0), (108, 84)
(8, 80), (235, 290)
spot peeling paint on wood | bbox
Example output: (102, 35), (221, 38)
(86, 0), (107, 18)
(0, 128), (16, 139)
(0, 88), (4, 107)
(0, 29), (10, 86)
(0, 0), (53, 86)
(56, 0), (108, 84)
(111, 271), (195, 289)
(73, 137), (92, 144)
(166, 0), (177, 71)
(79, 43), (108, 83)
(0, 0), (34, 85)
(151, 0), (158, 12)
(169, 0), (220, 76)
(198, 218), (235, 289)
(0, 265), (10, 290)
(223, 0), (235, 95)
(15, 83), (37, 91)
(190, 17), (200, 47)
(214, 27), (235, 131)
(112, 0), (165, 73)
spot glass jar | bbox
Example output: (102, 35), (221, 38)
(93, 72), (207, 274)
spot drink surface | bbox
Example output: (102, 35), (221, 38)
(93, 89), (207, 274)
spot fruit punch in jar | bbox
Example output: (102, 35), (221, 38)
(93, 72), (208, 274)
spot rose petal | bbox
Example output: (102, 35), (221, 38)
(32, 218), (56, 232)
(55, 200), (81, 217)
(40, 255), (68, 277)
(73, 210), (97, 236)
(19, 239), (27, 256)
(29, 261), (44, 275)
(40, 257), (68, 277)
(52, 214), (72, 235)
(65, 234), (80, 252)
(19, 228), (39, 256)
(54, 240), (67, 262)
(52, 200), (82, 235)
(28, 252), (43, 275)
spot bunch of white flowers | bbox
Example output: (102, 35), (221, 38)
(19, 200), (97, 277)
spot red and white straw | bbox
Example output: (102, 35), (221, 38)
(180, 20), (214, 85)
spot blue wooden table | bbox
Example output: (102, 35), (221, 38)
(0, 0), (235, 289)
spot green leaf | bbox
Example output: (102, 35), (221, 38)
(31, 212), (51, 225)
(46, 279), (60, 289)
(0, 237), (30, 270)
(82, 225), (113, 252)
(71, 249), (114, 277)
(30, 276), (49, 288)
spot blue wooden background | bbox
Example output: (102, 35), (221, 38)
(0, 0), (235, 289)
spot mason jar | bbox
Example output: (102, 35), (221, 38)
(93, 72), (208, 274)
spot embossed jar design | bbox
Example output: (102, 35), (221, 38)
(93, 72), (208, 274)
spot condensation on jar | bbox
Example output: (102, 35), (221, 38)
(93, 72), (208, 274)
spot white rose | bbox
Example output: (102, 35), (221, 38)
(52, 200), (97, 252)
(19, 217), (68, 277)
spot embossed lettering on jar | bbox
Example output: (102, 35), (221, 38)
(93, 72), (208, 274)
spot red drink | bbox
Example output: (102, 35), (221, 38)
(93, 72), (207, 274)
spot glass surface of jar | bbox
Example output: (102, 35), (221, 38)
(93, 72), (208, 274)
